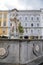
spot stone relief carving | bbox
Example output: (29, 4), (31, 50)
(0, 44), (10, 59)
(33, 43), (40, 56)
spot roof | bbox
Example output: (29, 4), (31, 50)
(0, 8), (41, 12)
(8, 8), (41, 13)
(18, 10), (41, 12)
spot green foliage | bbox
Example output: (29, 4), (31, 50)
(18, 23), (24, 33)
(20, 36), (23, 39)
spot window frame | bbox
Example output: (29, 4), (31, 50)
(3, 21), (6, 26)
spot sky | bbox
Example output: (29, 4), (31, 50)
(0, 0), (43, 10)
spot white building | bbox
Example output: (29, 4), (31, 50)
(8, 8), (43, 39)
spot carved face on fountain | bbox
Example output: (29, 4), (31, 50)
(0, 44), (9, 59)
(0, 48), (6, 56)
(35, 45), (39, 52)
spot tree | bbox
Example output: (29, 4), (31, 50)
(18, 23), (24, 34)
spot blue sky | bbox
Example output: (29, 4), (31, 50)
(0, 0), (43, 10)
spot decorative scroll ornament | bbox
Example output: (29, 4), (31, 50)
(35, 45), (39, 52)
(0, 48), (6, 56)
(0, 45), (9, 59)
(33, 44), (40, 56)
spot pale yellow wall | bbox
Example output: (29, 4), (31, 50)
(2, 11), (8, 27)
(0, 28), (8, 36)
(0, 11), (8, 36)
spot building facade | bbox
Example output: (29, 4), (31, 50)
(8, 9), (43, 39)
(0, 11), (9, 37)
(0, 9), (43, 39)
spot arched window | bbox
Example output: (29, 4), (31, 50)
(3, 21), (6, 26)
(37, 17), (39, 20)
(31, 23), (33, 27)
(37, 23), (39, 27)
(31, 17), (33, 20)
(25, 17), (27, 20)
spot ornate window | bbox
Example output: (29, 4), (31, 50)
(0, 14), (2, 18)
(37, 23), (39, 27)
(25, 23), (27, 26)
(25, 17), (27, 20)
(37, 17), (39, 20)
(31, 29), (33, 33)
(3, 28), (6, 34)
(31, 23), (33, 27)
(31, 17), (33, 20)
(0, 21), (1, 26)
(4, 14), (7, 18)
(20, 17), (22, 20)
(25, 28), (28, 33)
(3, 21), (6, 26)
(38, 29), (40, 32)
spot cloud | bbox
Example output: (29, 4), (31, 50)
(5, 0), (26, 10)
(0, 4), (8, 10)
(0, 0), (43, 10)
(19, 0), (43, 9)
(5, 0), (33, 10)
